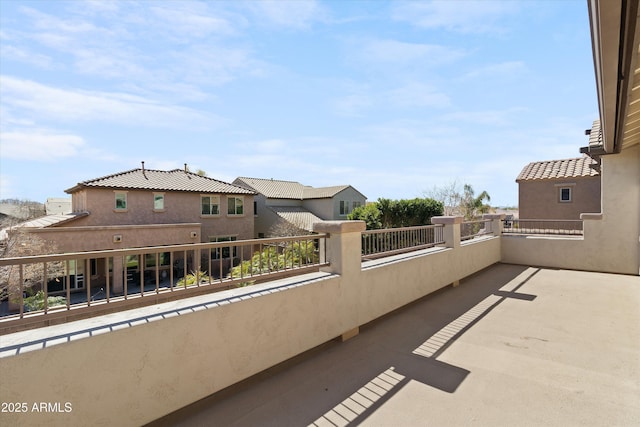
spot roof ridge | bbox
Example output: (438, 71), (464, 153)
(238, 176), (302, 184)
(81, 168), (140, 184)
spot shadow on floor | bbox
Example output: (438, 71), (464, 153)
(148, 263), (539, 427)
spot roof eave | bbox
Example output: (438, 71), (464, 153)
(588, 0), (640, 154)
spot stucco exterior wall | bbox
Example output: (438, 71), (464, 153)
(301, 198), (335, 220)
(64, 188), (254, 246)
(0, 220), (500, 426)
(505, 145), (639, 275)
(518, 176), (601, 219)
(32, 223), (201, 253)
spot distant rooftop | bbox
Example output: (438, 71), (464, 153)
(269, 206), (324, 232)
(516, 156), (599, 182)
(234, 177), (363, 200)
(66, 167), (254, 195)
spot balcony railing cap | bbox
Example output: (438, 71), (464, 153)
(483, 214), (506, 220)
(313, 220), (366, 234)
(431, 216), (464, 225)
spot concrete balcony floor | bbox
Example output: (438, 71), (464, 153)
(152, 263), (640, 427)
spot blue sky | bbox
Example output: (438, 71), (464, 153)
(0, 0), (597, 207)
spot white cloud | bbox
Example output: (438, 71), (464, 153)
(0, 44), (53, 68)
(462, 61), (527, 80)
(386, 83), (451, 108)
(246, 0), (327, 29)
(392, 1), (518, 34)
(150, 3), (238, 38)
(0, 76), (218, 128)
(0, 130), (84, 161)
(358, 39), (464, 65)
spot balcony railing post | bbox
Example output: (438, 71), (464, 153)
(312, 221), (365, 277)
(483, 213), (506, 235)
(431, 216), (463, 249)
(312, 221), (365, 342)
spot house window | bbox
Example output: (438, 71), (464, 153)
(340, 201), (350, 216)
(559, 187), (572, 202)
(254, 201), (258, 216)
(145, 252), (170, 268)
(211, 236), (237, 259)
(201, 196), (220, 216)
(352, 201), (362, 210)
(228, 196), (244, 216)
(115, 192), (127, 211)
(154, 193), (165, 211)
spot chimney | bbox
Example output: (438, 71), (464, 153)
(141, 161), (147, 178)
(184, 163), (188, 173)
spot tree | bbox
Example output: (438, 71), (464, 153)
(425, 181), (491, 220)
(461, 184), (491, 220)
(348, 198), (443, 229)
(0, 227), (64, 310)
(348, 203), (382, 230)
(424, 180), (463, 216)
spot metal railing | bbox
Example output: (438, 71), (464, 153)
(461, 220), (494, 241)
(361, 225), (444, 260)
(502, 219), (583, 236)
(0, 234), (327, 333)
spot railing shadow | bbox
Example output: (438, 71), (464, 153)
(150, 263), (540, 427)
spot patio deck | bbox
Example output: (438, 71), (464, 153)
(150, 263), (640, 427)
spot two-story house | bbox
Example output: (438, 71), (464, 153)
(5, 164), (255, 296)
(233, 177), (367, 237)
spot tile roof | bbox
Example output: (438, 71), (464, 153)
(588, 119), (603, 148)
(234, 177), (360, 200)
(302, 185), (350, 199)
(0, 213), (87, 240)
(269, 206), (324, 232)
(516, 156), (599, 181)
(66, 169), (254, 195)
(234, 177), (305, 199)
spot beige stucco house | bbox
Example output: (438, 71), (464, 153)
(233, 177), (367, 237)
(517, 155), (601, 220)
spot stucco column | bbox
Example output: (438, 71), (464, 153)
(431, 216), (463, 249)
(431, 216), (463, 287)
(312, 220), (366, 278)
(312, 220), (366, 340)
(483, 213), (506, 235)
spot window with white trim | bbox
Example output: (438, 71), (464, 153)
(559, 187), (572, 202)
(115, 191), (127, 211)
(339, 200), (350, 216)
(228, 196), (244, 216)
(154, 193), (165, 211)
(201, 195), (220, 216)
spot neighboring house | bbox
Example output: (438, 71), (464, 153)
(45, 197), (72, 215)
(517, 155), (601, 220)
(233, 177), (367, 237)
(2, 164), (255, 295)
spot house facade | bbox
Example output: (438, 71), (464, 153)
(517, 155), (601, 220)
(5, 165), (255, 298)
(233, 177), (367, 237)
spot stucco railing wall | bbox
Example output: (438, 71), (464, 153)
(0, 218), (501, 426)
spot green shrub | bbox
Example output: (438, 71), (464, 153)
(23, 291), (66, 311)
